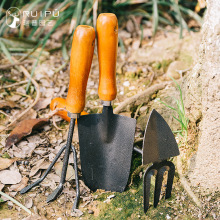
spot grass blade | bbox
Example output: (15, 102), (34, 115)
(62, 35), (69, 61)
(179, 6), (203, 26)
(0, 40), (13, 63)
(152, 0), (158, 36)
(81, 0), (93, 25)
(75, 0), (83, 27)
(119, 37), (125, 53)
(0, 191), (32, 215)
(0, 0), (7, 18)
(158, 99), (177, 111)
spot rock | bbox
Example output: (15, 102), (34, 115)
(129, 32), (200, 65)
(132, 40), (140, 50)
(139, 105), (148, 114)
(88, 210), (94, 214)
(165, 61), (190, 80)
(137, 84), (181, 132)
(126, 19), (135, 33)
(136, 114), (149, 131)
(118, 30), (131, 39)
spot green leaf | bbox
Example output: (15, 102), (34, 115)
(0, 40), (13, 63)
(179, 6), (203, 26)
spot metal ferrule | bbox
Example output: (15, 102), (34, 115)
(101, 100), (112, 106)
(67, 112), (80, 119)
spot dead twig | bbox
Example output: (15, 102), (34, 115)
(0, 60), (33, 70)
(134, 104), (143, 119)
(0, 80), (28, 89)
(53, 60), (69, 74)
(114, 82), (169, 114)
(93, 0), (98, 29)
(44, 107), (66, 119)
(147, 66), (155, 86)
(45, 107), (67, 131)
(0, 110), (10, 117)
(52, 116), (66, 131)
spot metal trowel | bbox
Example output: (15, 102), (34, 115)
(78, 13), (136, 192)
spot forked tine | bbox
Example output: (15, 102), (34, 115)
(20, 144), (66, 194)
(70, 144), (80, 210)
(20, 143), (80, 209)
(154, 166), (167, 207)
(165, 161), (175, 199)
(143, 163), (158, 213)
(143, 160), (175, 213)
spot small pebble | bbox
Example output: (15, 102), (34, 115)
(33, 206), (39, 214)
(107, 195), (115, 199)
(123, 81), (130, 87)
(88, 210), (94, 214)
(19, 165), (24, 171)
(24, 161), (29, 165)
(166, 214), (171, 219)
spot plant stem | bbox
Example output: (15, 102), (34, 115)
(0, 191), (32, 215)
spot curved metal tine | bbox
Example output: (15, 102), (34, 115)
(20, 144), (66, 194)
(47, 118), (75, 203)
(154, 165), (167, 207)
(133, 146), (143, 155)
(71, 144), (80, 210)
(164, 161), (175, 199)
(143, 164), (158, 213)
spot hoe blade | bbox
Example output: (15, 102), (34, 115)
(143, 109), (180, 164)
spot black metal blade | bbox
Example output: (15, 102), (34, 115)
(78, 106), (136, 192)
(143, 109), (180, 164)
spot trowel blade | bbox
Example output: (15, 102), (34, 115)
(78, 107), (136, 192)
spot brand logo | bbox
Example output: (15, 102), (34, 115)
(6, 7), (59, 28)
(6, 7), (21, 28)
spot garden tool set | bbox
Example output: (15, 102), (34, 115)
(20, 13), (179, 213)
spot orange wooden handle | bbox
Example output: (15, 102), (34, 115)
(97, 13), (118, 101)
(66, 25), (95, 113)
(50, 97), (88, 122)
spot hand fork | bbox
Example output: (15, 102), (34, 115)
(20, 25), (95, 210)
(143, 160), (175, 212)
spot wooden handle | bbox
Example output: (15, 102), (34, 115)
(66, 25), (95, 113)
(50, 97), (88, 122)
(97, 13), (118, 101)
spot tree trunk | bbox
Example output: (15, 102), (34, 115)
(184, 0), (220, 192)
